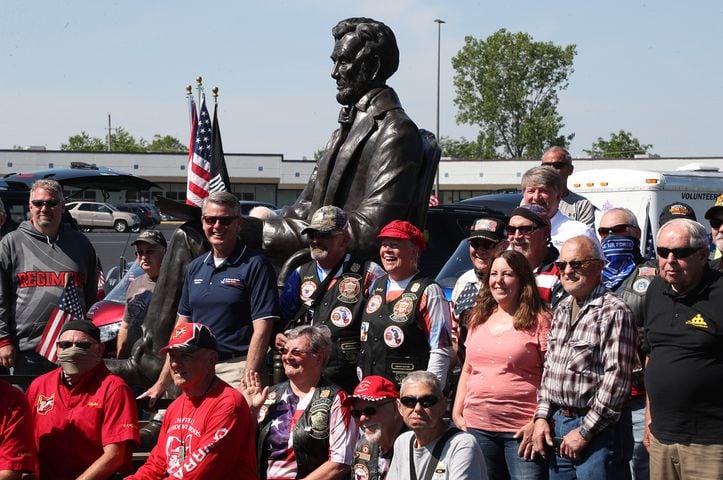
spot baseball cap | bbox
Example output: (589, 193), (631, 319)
(343, 375), (400, 406)
(160, 323), (217, 354)
(301, 206), (348, 235)
(659, 203), (697, 225)
(469, 217), (506, 243)
(131, 230), (167, 250)
(377, 219), (426, 251)
(510, 204), (551, 228)
(704, 194), (723, 220)
(60, 319), (100, 342)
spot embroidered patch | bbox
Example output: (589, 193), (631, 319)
(257, 405), (268, 422)
(383, 325), (404, 348)
(639, 267), (656, 276)
(300, 281), (317, 300)
(685, 314), (708, 329)
(410, 282), (421, 293)
(221, 277), (241, 286)
(365, 295), (382, 313)
(390, 295), (415, 322)
(360, 322), (369, 342)
(37, 394), (55, 415)
(633, 278), (650, 293)
(353, 463), (369, 480)
(350, 262), (361, 273)
(338, 277), (361, 303)
(330, 306), (353, 328)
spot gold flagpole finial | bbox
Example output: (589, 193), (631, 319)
(212, 87), (219, 98)
(185, 84), (192, 96)
(196, 76), (203, 87)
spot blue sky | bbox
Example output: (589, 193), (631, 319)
(3, 0), (723, 159)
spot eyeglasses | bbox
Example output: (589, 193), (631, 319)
(56, 341), (93, 350)
(554, 258), (601, 271)
(31, 199), (61, 208)
(399, 395), (440, 409)
(541, 161), (570, 170)
(656, 246), (701, 259)
(350, 400), (394, 419)
(597, 224), (633, 237)
(507, 225), (541, 236)
(201, 215), (237, 226)
(279, 347), (317, 358)
(469, 238), (498, 250)
(711, 218), (723, 230)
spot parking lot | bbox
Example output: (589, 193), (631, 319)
(88, 223), (178, 276)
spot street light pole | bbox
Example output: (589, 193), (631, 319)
(434, 19), (445, 199)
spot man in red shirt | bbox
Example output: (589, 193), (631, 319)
(0, 379), (36, 478)
(128, 323), (257, 480)
(25, 320), (139, 479)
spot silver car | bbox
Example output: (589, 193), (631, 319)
(65, 201), (140, 233)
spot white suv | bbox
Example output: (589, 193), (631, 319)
(65, 201), (140, 233)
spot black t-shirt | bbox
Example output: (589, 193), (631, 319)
(644, 267), (723, 444)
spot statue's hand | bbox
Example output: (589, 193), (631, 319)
(137, 381), (167, 408)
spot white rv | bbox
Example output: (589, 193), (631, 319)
(569, 164), (723, 255)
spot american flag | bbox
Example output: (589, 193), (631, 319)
(429, 194), (440, 207)
(185, 97), (198, 206)
(186, 93), (230, 207)
(36, 277), (85, 363)
(96, 258), (106, 291)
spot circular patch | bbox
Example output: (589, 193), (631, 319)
(391, 296), (414, 322)
(383, 325), (404, 348)
(300, 281), (317, 300)
(353, 464), (369, 480)
(365, 294), (383, 313)
(330, 306), (353, 328)
(633, 278), (650, 293)
(338, 277), (361, 303)
(257, 405), (268, 422)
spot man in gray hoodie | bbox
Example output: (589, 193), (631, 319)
(0, 179), (97, 376)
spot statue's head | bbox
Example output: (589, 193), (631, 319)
(331, 17), (399, 106)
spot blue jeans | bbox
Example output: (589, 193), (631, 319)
(469, 428), (548, 480)
(549, 409), (632, 480)
(629, 396), (649, 479)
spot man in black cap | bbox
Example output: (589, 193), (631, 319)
(277, 205), (384, 392)
(128, 323), (257, 479)
(117, 229), (167, 358)
(25, 320), (139, 479)
(659, 202), (697, 226)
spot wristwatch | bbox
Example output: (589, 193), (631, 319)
(578, 426), (591, 440)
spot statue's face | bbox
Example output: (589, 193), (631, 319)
(331, 32), (375, 106)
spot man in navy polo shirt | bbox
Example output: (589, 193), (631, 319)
(142, 191), (279, 399)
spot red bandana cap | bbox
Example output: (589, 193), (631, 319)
(377, 220), (426, 251)
(343, 375), (400, 406)
(160, 323), (217, 354)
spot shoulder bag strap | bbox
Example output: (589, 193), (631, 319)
(409, 427), (461, 480)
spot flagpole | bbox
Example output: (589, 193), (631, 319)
(186, 84), (194, 128)
(212, 86), (218, 105)
(196, 76), (203, 107)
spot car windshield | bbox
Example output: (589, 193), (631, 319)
(435, 239), (473, 300)
(106, 203), (119, 212)
(104, 262), (146, 303)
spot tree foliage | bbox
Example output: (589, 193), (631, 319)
(583, 130), (653, 158)
(452, 29), (576, 159)
(60, 127), (185, 153)
(440, 136), (496, 160)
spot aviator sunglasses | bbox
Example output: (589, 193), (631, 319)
(554, 258), (601, 271)
(56, 341), (93, 350)
(201, 215), (237, 226)
(597, 224), (633, 237)
(350, 400), (395, 419)
(469, 238), (498, 250)
(399, 394), (440, 409)
(31, 199), (60, 208)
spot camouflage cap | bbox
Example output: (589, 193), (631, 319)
(705, 194), (723, 220)
(301, 206), (348, 235)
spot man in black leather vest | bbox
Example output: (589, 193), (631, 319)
(347, 375), (405, 480)
(278, 206), (384, 393)
(358, 220), (453, 388)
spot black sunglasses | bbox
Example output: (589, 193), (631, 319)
(507, 225), (541, 236)
(56, 341), (93, 350)
(469, 238), (498, 250)
(399, 395), (440, 409)
(307, 231), (342, 240)
(711, 218), (723, 229)
(31, 199), (61, 208)
(541, 161), (570, 170)
(350, 400), (394, 419)
(597, 224), (633, 237)
(201, 215), (237, 226)
(656, 246), (701, 259)
(554, 258), (601, 271)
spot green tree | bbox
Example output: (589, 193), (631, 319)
(61, 132), (106, 151)
(584, 130), (653, 158)
(440, 135), (497, 159)
(147, 134), (186, 152)
(451, 29), (576, 159)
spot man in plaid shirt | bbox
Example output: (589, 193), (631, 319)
(531, 235), (636, 479)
